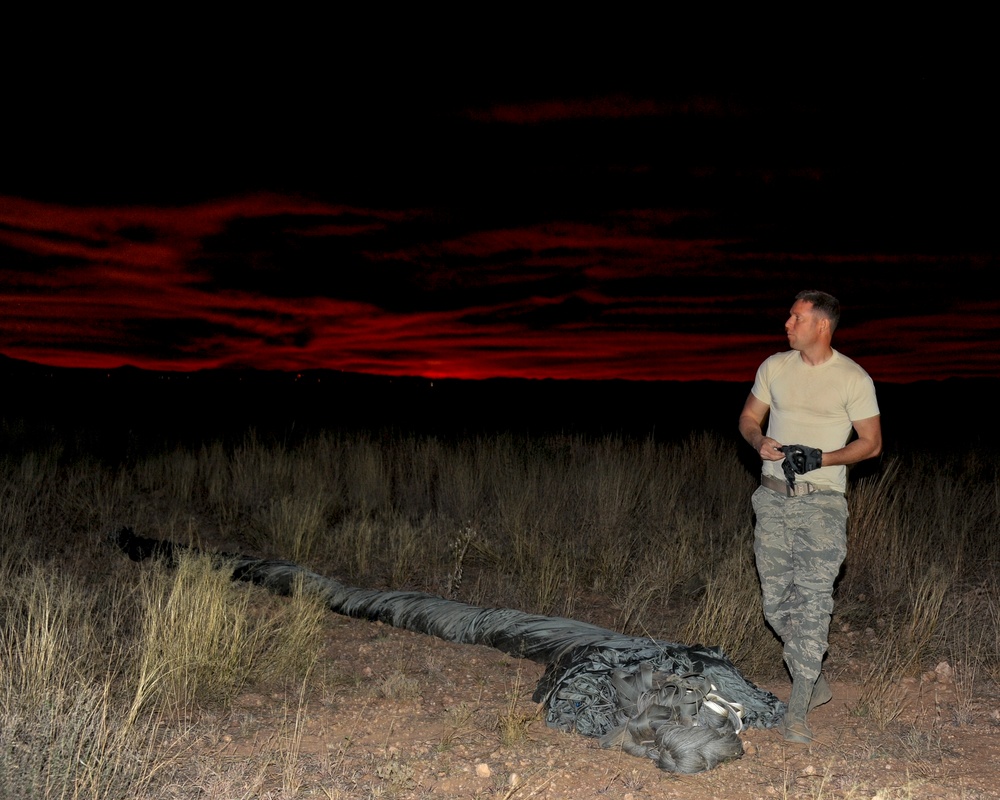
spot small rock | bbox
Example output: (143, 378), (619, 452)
(476, 763), (491, 778)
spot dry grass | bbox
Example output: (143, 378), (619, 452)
(128, 551), (327, 722)
(494, 667), (538, 747)
(2, 423), (999, 796)
(0, 554), (159, 799)
(0, 506), (327, 797)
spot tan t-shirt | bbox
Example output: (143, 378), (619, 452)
(751, 349), (880, 493)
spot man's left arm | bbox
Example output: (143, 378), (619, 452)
(822, 415), (882, 467)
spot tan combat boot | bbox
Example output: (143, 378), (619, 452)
(783, 676), (816, 743)
(809, 673), (832, 711)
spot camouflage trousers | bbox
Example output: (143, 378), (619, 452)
(751, 485), (848, 683)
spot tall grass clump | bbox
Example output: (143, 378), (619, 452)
(129, 550), (328, 720)
(681, 546), (783, 677)
(854, 565), (956, 727)
(0, 549), (156, 800)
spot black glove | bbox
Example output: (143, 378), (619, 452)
(779, 444), (823, 476)
(781, 456), (797, 487)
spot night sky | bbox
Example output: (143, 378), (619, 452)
(3, 39), (996, 385)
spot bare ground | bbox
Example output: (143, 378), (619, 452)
(150, 605), (1000, 800)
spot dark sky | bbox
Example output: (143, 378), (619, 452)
(2, 37), (996, 383)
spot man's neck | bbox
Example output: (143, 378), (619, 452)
(798, 345), (834, 366)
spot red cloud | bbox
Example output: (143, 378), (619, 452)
(1, 195), (995, 383)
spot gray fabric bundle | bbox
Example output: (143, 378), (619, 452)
(114, 528), (784, 773)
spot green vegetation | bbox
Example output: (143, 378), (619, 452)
(2, 423), (998, 797)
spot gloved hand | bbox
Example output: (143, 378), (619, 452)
(779, 444), (823, 475)
(781, 456), (797, 487)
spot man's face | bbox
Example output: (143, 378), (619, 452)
(785, 300), (824, 351)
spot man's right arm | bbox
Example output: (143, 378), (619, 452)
(739, 392), (785, 462)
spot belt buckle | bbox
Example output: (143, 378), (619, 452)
(786, 481), (814, 497)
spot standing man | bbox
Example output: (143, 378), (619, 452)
(738, 290), (881, 743)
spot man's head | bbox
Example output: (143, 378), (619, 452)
(794, 290), (840, 333)
(785, 290), (839, 354)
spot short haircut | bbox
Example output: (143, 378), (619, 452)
(795, 289), (840, 333)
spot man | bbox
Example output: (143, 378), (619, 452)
(738, 290), (881, 744)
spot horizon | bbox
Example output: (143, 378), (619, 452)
(6, 351), (997, 386)
(3, 347), (998, 458)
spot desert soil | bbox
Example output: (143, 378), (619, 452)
(152, 603), (1000, 800)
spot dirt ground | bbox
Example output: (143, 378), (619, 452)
(154, 605), (1000, 800)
